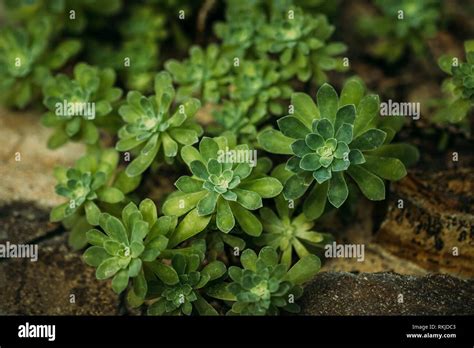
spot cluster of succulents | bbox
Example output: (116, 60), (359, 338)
(0, 0), (431, 316)
(357, 0), (441, 62)
(0, 17), (81, 108)
(41, 63), (122, 148)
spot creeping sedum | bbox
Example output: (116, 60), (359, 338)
(257, 196), (331, 269)
(207, 246), (320, 315)
(147, 253), (226, 316)
(0, 18), (80, 108)
(51, 148), (137, 249)
(357, 0), (440, 62)
(162, 135), (283, 240)
(42, 63), (122, 148)
(259, 79), (418, 219)
(83, 200), (169, 294)
(116, 72), (203, 177)
(166, 44), (231, 103)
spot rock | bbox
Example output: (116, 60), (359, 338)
(322, 243), (428, 276)
(375, 169), (474, 278)
(300, 272), (474, 315)
(0, 108), (84, 208)
(0, 234), (119, 315)
(0, 201), (59, 244)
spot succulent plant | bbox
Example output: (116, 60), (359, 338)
(207, 246), (320, 315)
(147, 253), (226, 315)
(213, 0), (265, 56)
(51, 148), (123, 223)
(83, 199), (170, 295)
(256, 8), (346, 82)
(259, 79), (418, 218)
(41, 63), (122, 148)
(436, 40), (474, 123)
(0, 18), (80, 108)
(116, 71), (203, 177)
(50, 148), (139, 250)
(357, 0), (440, 62)
(166, 44), (232, 103)
(230, 59), (292, 117)
(162, 135), (283, 241)
(256, 195), (331, 269)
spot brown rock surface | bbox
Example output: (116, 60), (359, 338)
(375, 169), (474, 278)
(0, 108), (84, 207)
(0, 234), (119, 315)
(300, 272), (474, 315)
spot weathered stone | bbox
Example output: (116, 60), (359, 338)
(300, 272), (474, 315)
(322, 243), (428, 276)
(375, 169), (474, 278)
(0, 234), (119, 315)
(0, 109), (84, 208)
(0, 201), (58, 244)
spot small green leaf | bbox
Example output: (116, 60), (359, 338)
(175, 176), (204, 193)
(340, 78), (364, 106)
(112, 269), (129, 293)
(291, 92), (319, 128)
(362, 155), (407, 181)
(197, 191), (219, 216)
(239, 177), (283, 198)
(284, 254), (321, 285)
(216, 198), (235, 233)
(83, 246), (109, 267)
(230, 202), (262, 237)
(277, 116), (311, 139)
(316, 83), (339, 123)
(303, 182), (328, 219)
(148, 261), (179, 285)
(354, 95), (379, 136)
(348, 165), (386, 201)
(169, 208), (211, 247)
(351, 129), (386, 151)
(283, 174), (310, 200)
(258, 129), (294, 155)
(327, 172), (348, 208)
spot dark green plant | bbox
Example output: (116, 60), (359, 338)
(258, 79), (418, 218)
(41, 63), (122, 148)
(83, 199), (169, 294)
(162, 134), (282, 240)
(147, 253), (226, 315)
(0, 18), (80, 108)
(256, 195), (331, 269)
(166, 44), (232, 103)
(357, 0), (441, 62)
(116, 71), (203, 177)
(207, 246), (320, 315)
(436, 40), (474, 123)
